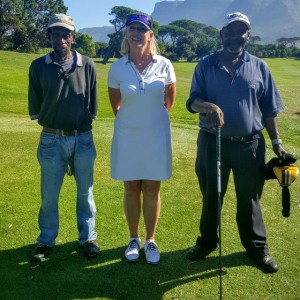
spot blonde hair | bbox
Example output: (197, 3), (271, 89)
(121, 27), (160, 56)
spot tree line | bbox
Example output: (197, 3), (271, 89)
(1, 2), (300, 61)
(0, 0), (67, 52)
(0, 0), (96, 56)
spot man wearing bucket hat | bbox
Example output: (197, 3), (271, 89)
(28, 13), (99, 261)
(186, 12), (287, 273)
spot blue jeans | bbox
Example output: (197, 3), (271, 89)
(36, 130), (97, 246)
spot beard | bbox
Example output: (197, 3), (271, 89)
(223, 37), (247, 54)
(53, 44), (69, 59)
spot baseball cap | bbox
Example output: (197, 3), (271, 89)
(223, 12), (251, 30)
(126, 14), (153, 30)
(48, 13), (75, 31)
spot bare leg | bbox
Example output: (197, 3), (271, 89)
(124, 180), (142, 238)
(141, 180), (161, 241)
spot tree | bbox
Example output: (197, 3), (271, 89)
(23, 0), (67, 50)
(0, 0), (23, 49)
(202, 26), (219, 40)
(109, 6), (133, 32)
(95, 42), (108, 58)
(74, 32), (96, 57)
(277, 37), (289, 46)
(249, 35), (261, 44)
(156, 26), (169, 44)
(157, 24), (189, 48)
(102, 31), (123, 62)
(0, 0), (67, 52)
(277, 37), (300, 47)
(195, 33), (219, 59)
(170, 19), (205, 40)
(157, 20), (221, 61)
(175, 35), (197, 61)
(162, 20), (202, 60)
(102, 6), (134, 64)
(289, 37), (300, 47)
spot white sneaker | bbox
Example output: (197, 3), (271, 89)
(125, 238), (141, 261)
(144, 240), (160, 264)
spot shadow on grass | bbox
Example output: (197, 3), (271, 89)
(0, 242), (256, 299)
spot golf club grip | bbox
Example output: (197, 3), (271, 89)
(282, 186), (290, 217)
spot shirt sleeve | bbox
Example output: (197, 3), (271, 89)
(28, 60), (43, 120)
(88, 59), (98, 119)
(107, 62), (120, 89)
(259, 62), (285, 118)
(165, 60), (176, 85)
(186, 60), (207, 113)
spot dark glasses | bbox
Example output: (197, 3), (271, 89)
(126, 14), (152, 29)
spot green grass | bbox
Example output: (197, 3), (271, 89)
(0, 50), (299, 299)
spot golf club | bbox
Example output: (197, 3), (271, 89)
(216, 126), (222, 300)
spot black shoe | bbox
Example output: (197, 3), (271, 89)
(255, 255), (279, 273)
(31, 244), (51, 262)
(83, 241), (100, 257)
(186, 244), (218, 261)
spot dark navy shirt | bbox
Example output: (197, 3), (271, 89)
(186, 50), (285, 137)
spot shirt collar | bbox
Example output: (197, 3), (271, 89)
(45, 50), (83, 66)
(124, 55), (158, 64)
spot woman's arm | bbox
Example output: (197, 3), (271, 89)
(164, 83), (176, 112)
(108, 87), (122, 116)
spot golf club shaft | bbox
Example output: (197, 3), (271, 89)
(216, 126), (222, 300)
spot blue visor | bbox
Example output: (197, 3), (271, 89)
(126, 14), (153, 30)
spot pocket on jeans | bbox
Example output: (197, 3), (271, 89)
(77, 131), (95, 149)
(77, 131), (93, 144)
(37, 132), (58, 164)
(39, 132), (57, 148)
(76, 132), (96, 161)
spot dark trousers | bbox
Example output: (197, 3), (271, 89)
(195, 130), (269, 257)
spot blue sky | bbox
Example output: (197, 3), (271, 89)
(64, 0), (168, 30)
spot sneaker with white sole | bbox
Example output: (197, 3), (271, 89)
(144, 240), (160, 264)
(125, 238), (141, 261)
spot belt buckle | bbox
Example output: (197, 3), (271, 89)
(61, 130), (76, 136)
(60, 130), (67, 136)
(230, 136), (243, 142)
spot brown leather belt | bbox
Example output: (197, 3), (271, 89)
(42, 126), (91, 136)
(222, 132), (262, 142)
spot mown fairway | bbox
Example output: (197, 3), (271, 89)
(0, 50), (299, 299)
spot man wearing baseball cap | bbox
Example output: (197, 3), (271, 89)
(29, 13), (99, 261)
(186, 12), (287, 273)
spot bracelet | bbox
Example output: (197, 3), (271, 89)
(271, 138), (282, 146)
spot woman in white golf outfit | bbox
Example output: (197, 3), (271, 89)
(108, 13), (176, 264)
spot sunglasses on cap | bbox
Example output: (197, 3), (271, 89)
(126, 14), (153, 30)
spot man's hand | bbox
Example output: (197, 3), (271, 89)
(190, 99), (224, 128)
(206, 103), (224, 128)
(272, 144), (287, 161)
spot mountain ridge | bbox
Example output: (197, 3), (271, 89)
(152, 0), (300, 43)
(79, 0), (300, 44)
